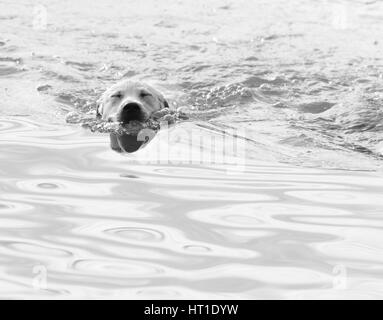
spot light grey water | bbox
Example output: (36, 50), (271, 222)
(1, 0), (383, 299)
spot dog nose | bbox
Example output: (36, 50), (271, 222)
(119, 102), (144, 123)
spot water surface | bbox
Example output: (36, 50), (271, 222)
(1, 0), (383, 299)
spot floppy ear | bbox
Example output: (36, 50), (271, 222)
(96, 99), (103, 118)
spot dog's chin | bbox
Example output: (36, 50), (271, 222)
(119, 112), (148, 123)
(120, 118), (148, 126)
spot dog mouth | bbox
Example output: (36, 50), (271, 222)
(118, 102), (147, 124)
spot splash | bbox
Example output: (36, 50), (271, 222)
(65, 107), (189, 135)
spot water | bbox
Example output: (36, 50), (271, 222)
(1, 0), (383, 299)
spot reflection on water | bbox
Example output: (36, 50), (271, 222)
(109, 129), (157, 153)
(1, 117), (383, 299)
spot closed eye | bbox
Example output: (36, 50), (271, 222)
(139, 91), (152, 98)
(111, 92), (123, 99)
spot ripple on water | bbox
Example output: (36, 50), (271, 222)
(1, 241), (73, 258)
(37, 183), (59, 189)
(3, 193), (160, 219)
(0, 200), (34, 214)
(182, 245), (211, 253)
(186, 264), (332, 286)
(97, 221), (256, 259)
(71, 259), (165, 278)
(0, 219), (39, 228)
(0, 119), (25, 132)
(105, 227), (165, 242)
(314, 227), (383, 262)
(285, 190), (383, 206)
(15, 179), (114, 197)
(188, 203), (351, 228)
(154, 188), (278, 201)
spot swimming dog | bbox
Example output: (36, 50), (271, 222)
(97, 80), (169, 153)
(97, 80), (169, 124)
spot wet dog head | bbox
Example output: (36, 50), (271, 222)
(96, 80), (169, 124)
